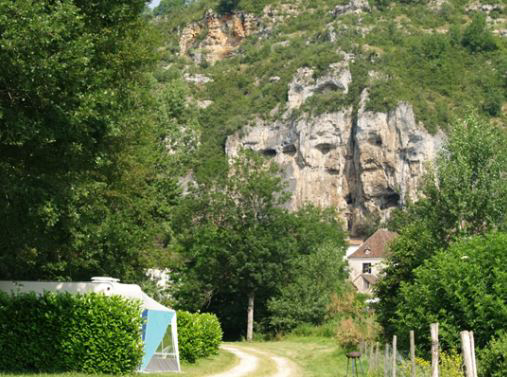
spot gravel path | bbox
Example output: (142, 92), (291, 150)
(205, 344), (300, 377)
(205, 345), (259, 377)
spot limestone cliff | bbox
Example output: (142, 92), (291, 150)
(226, 64), (444, 234)
(178, 4), (300, 64)
(179, 9), (260, 64)
(166, 0), (506, 234)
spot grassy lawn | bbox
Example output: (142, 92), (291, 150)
(0, 348), (238, 377)
(178, 348), (238, 376)
(0, 337), (359, 377)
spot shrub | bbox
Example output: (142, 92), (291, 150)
(177, 311), (223, 363)
(462, 14), (497, 53)
(336, 318), (363, 352)
(440, 350), (463, 377)
(398, 351), (462, 377)
(479, 331), (507, 377)
(335, 314), (379, 352)
(333, 288), (380, 353)
(217, 0), (239, 14)
(0, 292), (143, 374)
(393, 233), (507, 355)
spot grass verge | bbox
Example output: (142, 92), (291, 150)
(179, 348), (238, 376)
(0, 348), (237, 377)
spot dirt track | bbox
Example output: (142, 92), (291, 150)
(205, 344), (301, 377)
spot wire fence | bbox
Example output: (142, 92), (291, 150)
(345, 324), (478, 377)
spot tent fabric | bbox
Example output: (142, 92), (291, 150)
(141, 292), (173, 312)
(141, 309), (174, 370)
(0, 278), (180, 373)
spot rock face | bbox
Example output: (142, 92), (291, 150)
(180, 9), (260, 64)
(178, 4), (302, 64)
(332, 0), (371, 17)
(226, 66), (443, 234)
(287, 58), (353, 110)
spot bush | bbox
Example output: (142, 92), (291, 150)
(462, 14), (497, 53)
(177, 311), (223, 363)
(398, 351), (462, 377)
(479, 331), (507, 377)
(0, 292), (143, 374)
(393, 233), (507, 355)
(217, 0), (239, 14)
(335, 314), (379, 352)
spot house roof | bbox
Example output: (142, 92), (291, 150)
(348, 229), (398, 259)
(347, 238), (364, 246)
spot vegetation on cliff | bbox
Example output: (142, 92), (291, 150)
(151, 0), (506, 177)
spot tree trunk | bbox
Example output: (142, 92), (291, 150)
(246, 292), (254, 342)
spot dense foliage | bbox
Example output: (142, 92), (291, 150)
(376, 114), (507, 340)
(0, 0), (177, 282)
(267, 240), (347, 333)
(479, 331), (507, 377)
(393, 233), (507, 355)
(171, 151), (347, 338)
(153, 0), (187, 16)
(0, 292), (143, 374)
(177, 311), (223, 363)
(153, 0), (273, 16)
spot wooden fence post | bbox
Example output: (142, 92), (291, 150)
(368, 343), (374, 372)
(384, 343), (389, 377)
(410, 330), (416, 377)
(461, 331), (474, 377)
(375, 342), (380, 370)
(392, 335), (397, 377)
(431, 323), (439, 377)
(470, 332), (478, 377)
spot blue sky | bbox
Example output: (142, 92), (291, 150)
(149, 0), (161, 9)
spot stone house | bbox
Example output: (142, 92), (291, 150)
(347, 229), (398, 294)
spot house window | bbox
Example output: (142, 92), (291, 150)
(362, 263), (372, 274)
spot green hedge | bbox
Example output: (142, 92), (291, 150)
(177, 311), (222, 363)
(0, 292), (143, 374)
(479, 331), (507, 377)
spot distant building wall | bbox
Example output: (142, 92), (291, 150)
(348, 257), (385, 293)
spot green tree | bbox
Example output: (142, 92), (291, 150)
(172, 150), (290, 340)
(171, 151), (347, 339)
(480, 331), (507, 377)
(267, 239), (347, 333)
(0, 0), (175, 281)
(376, 114), (507, 338)
(394, 233), (507, 355)
(153, 0), (186, 16)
